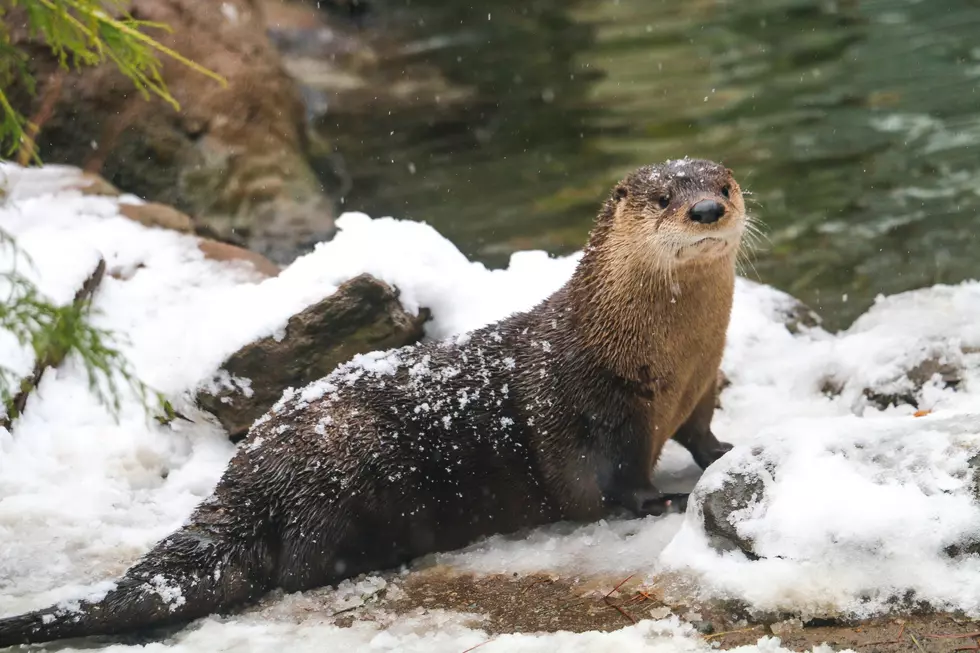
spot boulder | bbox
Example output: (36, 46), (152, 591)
(694, 431), (980, 562)
(9, 0), (335, 264)
(689, 447), (776, 559)
(67, 171), (122, 198)
(260, 0), (476, 119)
(945, 452), (980, 558)
(862, 355), (963, 410)
(819, 351), (964, 411)
(113, 194), (282, 279)
(778, 297), (822, 335)
(699, 472), (763, 556)
(119, 202), (195, 234)
(737, 278), (823, 335)
(196, 238), (281, 279)
(196, 274), (429, 440)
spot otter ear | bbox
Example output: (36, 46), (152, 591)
(613, 185), (628, 202)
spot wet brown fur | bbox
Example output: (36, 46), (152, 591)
(0, 158), (746, 647)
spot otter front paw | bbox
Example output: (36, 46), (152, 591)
(623, 489), (689, 517)
(693, 440), (733, 470)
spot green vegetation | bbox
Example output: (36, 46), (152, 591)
(0, 227), (161, 427)
(0, 0), (223, 424)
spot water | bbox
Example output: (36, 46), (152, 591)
(309, 0), (980, 330)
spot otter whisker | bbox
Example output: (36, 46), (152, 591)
(735, 225), (763, 280)
(742, 218), (770, 248)
(744, 212), (768, 231)
(735, 250), (763, 281)
(738, 230), (764, 253)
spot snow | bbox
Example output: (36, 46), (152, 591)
(663, 414), (980, 619)
(653, 280), (980, 619)
(0, 163), (977, 650)
(3, 611), (839, 653)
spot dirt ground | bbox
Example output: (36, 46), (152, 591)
(312, 567), (980, 652)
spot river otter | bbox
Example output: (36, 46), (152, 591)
(0, 157), (747, 647)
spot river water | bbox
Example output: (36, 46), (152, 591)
(315, 0), (980, 330)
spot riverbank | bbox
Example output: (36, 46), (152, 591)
(3, 164), (980, 651)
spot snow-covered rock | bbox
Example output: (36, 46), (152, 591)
(661, 281), (980, 620)
(196, 273), (429, 440)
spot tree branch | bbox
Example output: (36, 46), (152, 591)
(1, 257), (106, 431)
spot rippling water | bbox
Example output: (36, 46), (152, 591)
(313, 0), (980, 329)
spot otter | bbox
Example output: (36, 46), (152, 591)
(0, 158), (747, 647)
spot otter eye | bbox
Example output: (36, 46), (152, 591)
(657, 195), (670, 209)
(721, 185), (731, 199)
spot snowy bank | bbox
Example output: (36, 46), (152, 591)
(0, 163), (977, 650)
(659, 280), (980, 620)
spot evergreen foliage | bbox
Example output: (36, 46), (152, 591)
(0, 0), (223, 423)
(0, 226), (158, 424)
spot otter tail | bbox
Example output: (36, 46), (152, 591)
(0, 516), (277, 647)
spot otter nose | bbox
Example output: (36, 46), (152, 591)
(689, 199), (726, 224)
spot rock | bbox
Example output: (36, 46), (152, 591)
(261, 0), (475, 119)
(197, 238), (281, 279)
(8, 0), (335, 264)
(115, 197), (281, 278)
(770, 617), (804, 638)
(738, 278), (823, 335)
(696, 429), (980, 563)
(970, 453), (980, 504)
(778, 297), (822, 335)
(119, 202), (194, 233)
(861, 355), (963, 410)
(197, 274), (429, 440)
(944, 452), (980, 558)
(819, 351), (965, 410)
(699, 468), (767, 557)
(68, 171), (120, 197)
(692, 619), (715, 635)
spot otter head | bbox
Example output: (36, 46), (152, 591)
(601, 158), (747, 268)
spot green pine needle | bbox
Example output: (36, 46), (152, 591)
(0, 227), (163, 426)
(0, 0), (222, 425)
